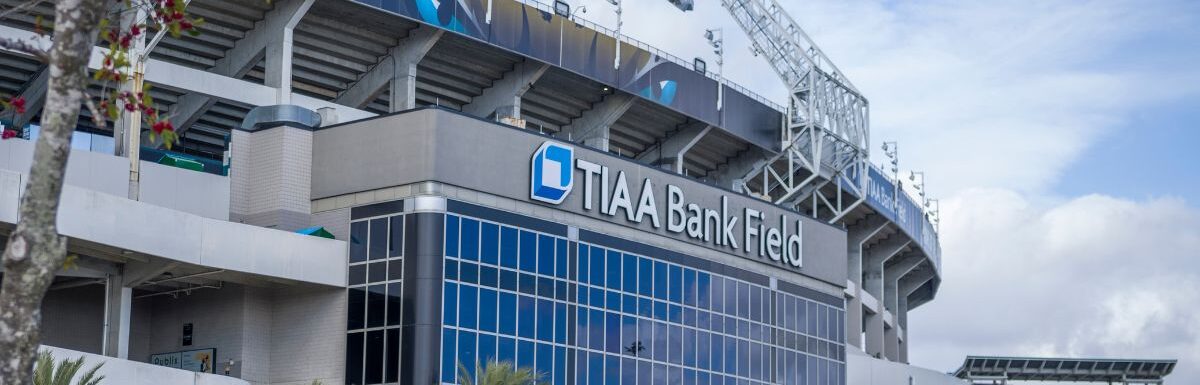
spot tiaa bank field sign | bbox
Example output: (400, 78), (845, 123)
(531, 141), (803, 268)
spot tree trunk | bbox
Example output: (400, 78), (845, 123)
(0, 1), (108, 384)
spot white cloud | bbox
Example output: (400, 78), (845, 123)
(909, 190), (1200, 382)
(564, 0), (1200, 382)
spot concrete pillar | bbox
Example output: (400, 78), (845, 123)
(391, 62), (419, 111)
(230, 105), (320, 230)
(844, 215), (887, 350)
(862, 236), (908, 359)
(102, 274), (132, 359)
(556, 93), (636, 152)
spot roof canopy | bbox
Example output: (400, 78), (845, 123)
(955, 356), (1177, 384)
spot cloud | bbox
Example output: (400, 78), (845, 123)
(564, 1), (1200, 383)
(908, 190), (1200, 382)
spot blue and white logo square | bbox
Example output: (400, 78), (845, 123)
(530, 142), (574, 204)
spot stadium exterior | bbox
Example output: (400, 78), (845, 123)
(0, 0), (954, 384)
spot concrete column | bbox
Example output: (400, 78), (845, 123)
(862, 236), (908, 359)
(230, 105), (320, 230)
(884, 254), (924, 361)
(844, 215), (887, 350)
(897, 271), (933, 364)
(391, 62), (419, 111)
(102, 274), (132, 359)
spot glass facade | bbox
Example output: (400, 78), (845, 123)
(347, 202), (845, 385)
(346, 215), (406, 385)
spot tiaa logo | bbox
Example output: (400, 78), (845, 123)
(530, 142), (574, 204)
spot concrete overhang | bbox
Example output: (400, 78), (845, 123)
(0, 172), (346, 287)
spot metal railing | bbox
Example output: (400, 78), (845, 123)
(515, 0), (786, 112)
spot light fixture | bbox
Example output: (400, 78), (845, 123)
(553, 0), (571, 17)
(693, 58), (707, 74)
(572, 5), (587, 18)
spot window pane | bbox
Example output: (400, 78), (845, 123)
(668, 265), (682, 303)
(652, 321), (667, 362)
(499, 292), (517, 334)
(478, 333), (497, 363)
(480, 222), (499, 265)
(445, 216), (460, 258)
(369, 218), (387, 260)
(500, 227), (518, 268)
(750, 287), (762, 322)
(606, 250), (621, 290)
(555, 302), (568, 344)
(385, 329), (399, 383)
(518, 340), (535, 371)
(638, 258), (653, 297)
(683, 268), (697, 306)
(367, 284), (386, 328)
(589, 309), (605, 351)
(389, 216), (403, 257)
(443, 282), (457, 326)
(368, 261), (386, 283)
(623, 254), (638, 293)
(605, 312), (620, 354)
(621, 315), (637, 357)
(388, 259), (402, 281)
(445, 260), (458, 281)
(653, 262), (668, 300)
(710, 276), (724, 314)
(479, 288), (498, 332)
(460, 262), (479, 284)
(588, 352), (603, 385)
(604, 355), (620, 385)
(518, 295), (536, 338)
(458, 331), (477, 381)
(683, 327), (696, 367)
(387, 283), (401, 326)
(460, 285), (478, 329)
(538, 299), (554, 341)
(538, 235), (555, 276)
(441, 329), (456, 383)
(347, 332), (364, 385)
(365, 330), (384, 384)
(622, 358), (637, 385)
(696, 331), (710, 370)
(500, 269), (517, 292)
(668, 325), (682, 365)
(498, 336), (515, 365)
(480, 265), (498, 288)
(350, 221), (367, 263)
(537, 343), (553, 384)
(461, 218), (479, 261)
(349, 264), (366, 286)
(519, 231), (537, 272)
(589, 247), (604, 286)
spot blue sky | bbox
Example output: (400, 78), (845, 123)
(1055, 97), (1200, 204)
(570, 0), (1200, 382)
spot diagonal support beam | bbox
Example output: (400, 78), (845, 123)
(463, 59), (549, 119)
(336, 25), (443, 111)
(884, 252), (925, 312)
(11, 67), (48, 129)
(556, 92), (636, 151)
(636, 122), (712, 174)
(171, 0), (314, 136)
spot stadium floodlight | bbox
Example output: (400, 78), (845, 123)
(667, 0), (694, 12)
(605, 0), (623, 70)
(705, 28), (724, 110)
(572, 5), (587, 18)
(693, 58), (707, 74)
(553, 1), (571, 17)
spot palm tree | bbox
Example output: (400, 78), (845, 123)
(457, 360), (544, 385)
(34, 350), (104, 385)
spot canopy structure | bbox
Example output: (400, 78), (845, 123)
(955, 356), (1177, 384)
(296, 226), (336, 240)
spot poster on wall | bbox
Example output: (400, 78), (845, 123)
(150, 348), (215, 373)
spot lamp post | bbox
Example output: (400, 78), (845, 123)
(705, 28), (724, 110)
(607, 0), (622, 70)
(909, 171), (926, 211)
(882, 141), (898, 206)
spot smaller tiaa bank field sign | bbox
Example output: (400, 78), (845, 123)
(530, 141), (804, 268)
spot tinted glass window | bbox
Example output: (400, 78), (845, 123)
(461, 218), (479, 261)
(480, 222), (498, 265)
(350, 221), (367, 263)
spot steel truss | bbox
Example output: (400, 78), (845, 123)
(722, 0), (870, 222)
